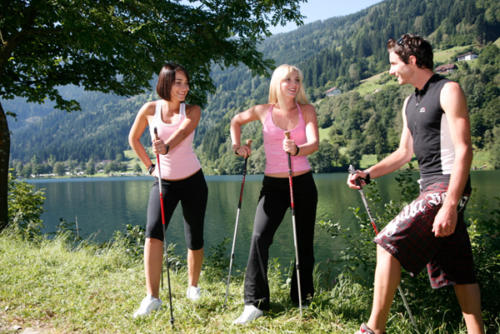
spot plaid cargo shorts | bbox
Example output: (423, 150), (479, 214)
(374, 181), (476, 288)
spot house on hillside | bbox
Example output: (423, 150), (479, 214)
(435, 63), (457, 74)
(457, 51), (478, 61)
(325, 87), (341, 97)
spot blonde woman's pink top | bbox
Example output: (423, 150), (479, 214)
(263, 104), (311, 175)
(149, 101), (201, 180)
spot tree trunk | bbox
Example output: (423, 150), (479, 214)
(0, 103), (10, 231)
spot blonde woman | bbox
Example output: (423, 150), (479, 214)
(230, 64), (319, 324)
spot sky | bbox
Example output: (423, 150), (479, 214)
(270, 0), (384, 35)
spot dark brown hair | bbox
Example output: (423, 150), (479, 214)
(387, 34), (433, 70)
(156, 63), (189, 101)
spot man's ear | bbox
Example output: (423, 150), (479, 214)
(409, 55), (417, 66)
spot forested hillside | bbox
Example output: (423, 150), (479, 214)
(6, 0), (500, 176)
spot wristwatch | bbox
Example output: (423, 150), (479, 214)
(363, 171), (371, 184)
(148, 164), (155, 175)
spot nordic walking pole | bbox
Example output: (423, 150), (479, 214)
(224, 139), (252, 307)
(348, 165), (420, 334)
(285, 131), (303, 318)
(154, 127), (174, 327)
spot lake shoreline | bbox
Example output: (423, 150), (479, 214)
(28, 170), (500, 270)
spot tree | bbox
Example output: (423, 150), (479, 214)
(30, 155), (42, 176)
(133, 163), (142, 174)
(348, 63), (361, 82)
(85, 158), (96, 175)
(491, 126), (500, 169)
(53, 162), (66, 176)
(308, 141), (336, 173)
(21, 163), (32, 179)
(346, 132), (363, 167)
(0, 0), (305, 230)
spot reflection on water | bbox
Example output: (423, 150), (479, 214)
(29, 171), (499, 271)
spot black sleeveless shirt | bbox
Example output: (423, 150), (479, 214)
(405, 74), (455, 181)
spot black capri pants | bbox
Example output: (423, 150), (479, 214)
(146, 169), (208, 250)
(244, 171), (318, 310)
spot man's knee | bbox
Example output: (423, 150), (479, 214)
(376, 244), (401, 268)
(376, 244), (393, 258)
(454, 283), (481, 302)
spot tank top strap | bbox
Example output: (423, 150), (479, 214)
(263, 104), (273, 127)
(180, 103), (186, 117)
(154, 100), (163, 122)
(267, 104), (274, 118)
(296, 103), (304, 124)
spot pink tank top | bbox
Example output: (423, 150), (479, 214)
(263, 104), (311, 174)
(149, 101), (201, 180)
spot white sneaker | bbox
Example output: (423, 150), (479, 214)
(133, 295), (162, 318)
(186, 285), (201, 301)
(232, 305), (263, 324)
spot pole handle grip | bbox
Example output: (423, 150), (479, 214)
(348, 164), (356, 174)
(245, 139), (253, 148)
(285, 131), (291, 139)
(348, 164), (363, 188)
(154, 127), (160, 140)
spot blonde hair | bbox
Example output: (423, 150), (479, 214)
(268, 64), (309, 105)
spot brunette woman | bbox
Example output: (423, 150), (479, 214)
(129, 63), (208, 317)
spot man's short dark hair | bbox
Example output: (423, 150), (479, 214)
(156, 63), (189, 101)
(387, 34), (433, 70)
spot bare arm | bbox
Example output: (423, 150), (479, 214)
(128, 102), (155, 171)
(432, 82), (472, 237)
(230, 105), (265, 158)
(283, 104), (319, 156)
(347, 97), (414, 189)
(152, 104), (201, 155)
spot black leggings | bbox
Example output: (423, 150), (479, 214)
(244, 172), (318, 310)
(146, 169), (208, 250)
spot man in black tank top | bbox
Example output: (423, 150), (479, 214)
(347, 34), (484, 334)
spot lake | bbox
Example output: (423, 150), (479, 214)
(29, 171), (499, 271)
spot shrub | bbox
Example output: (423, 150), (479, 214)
(7, 171), (45, 240)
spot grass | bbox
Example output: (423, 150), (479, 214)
(359, 154), (378, 169)
(356, 72), (399, 96)
(0, 232), (369, 334)
(124, 149), (148, 173)
(1, 230), (477, 334)
(471, 150), (492, 170)
(433, 45), (474, 64)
